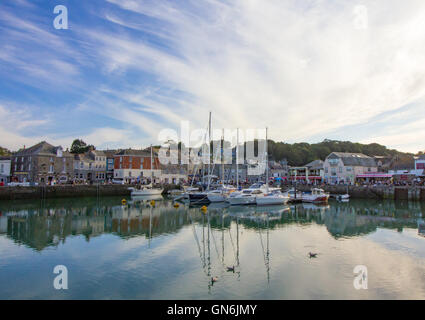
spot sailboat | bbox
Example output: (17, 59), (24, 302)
(189, 112), (213, 204)
(129, 145), (164, 196)
(256, 128), (289, 206)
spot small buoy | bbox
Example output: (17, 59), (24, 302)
(174, 203), (180, 208)
(121, 199), (127, 205)
(201, 205), (207, 213)
(150, 200), (155, 206)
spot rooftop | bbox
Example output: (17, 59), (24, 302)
(328, 152), (377, 167)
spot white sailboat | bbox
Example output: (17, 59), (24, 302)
(256, 127), (289, 206)
(129, 145), (164, 196)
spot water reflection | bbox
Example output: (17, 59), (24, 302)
(1, 197), (425, 299)
(0, 198), (423, 252)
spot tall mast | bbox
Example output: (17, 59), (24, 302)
(207, 111), (212, 190)
(151, 144), (153, 184)
(266, 127), (269, 192)
(221, 128), (224, 185)
(236, 128), (239, 189)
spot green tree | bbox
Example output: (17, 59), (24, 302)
(70, 139), (94, 154)
(0, 147), (11, 156)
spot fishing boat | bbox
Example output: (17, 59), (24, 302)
(302, 188), (330, 203)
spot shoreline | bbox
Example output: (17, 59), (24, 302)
(0, 184), (424, 201)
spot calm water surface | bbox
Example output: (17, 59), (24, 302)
(0, 196), (425, 299)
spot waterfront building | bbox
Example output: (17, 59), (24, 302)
(11, 141), (74, 184)
(113, 149), (161, 184)
(160, 164), (188, 185)
(415, 154), (425, 176)
(269, 161), (288, 181)
(73, 149), (107, 183)
(0, 156), (11, 184)
(103, 150), (118, 181)
(323, 152), (378, 184)
(288, 160), (324, 184)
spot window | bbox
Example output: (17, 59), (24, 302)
(49, 165), (54, 173)
(20, 164), (24, 171)
(339, 167), (343, 173)
(80, 162), (84, 168)
(0, 164), (3, 173)
(346, 167), (352, 172)
(28, 164), (31, 171)
(368, 167), (371, 172)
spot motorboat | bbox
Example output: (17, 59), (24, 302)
(302, 188), (330, 203)
(207, 185), (237, 203)
(188, 192), (210, 204)
(256, 190), (290, 206)
(227, 189), (264, 206)
(336, 194), (350, 201)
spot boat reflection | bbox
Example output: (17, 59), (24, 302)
(0, 198), (424, 252)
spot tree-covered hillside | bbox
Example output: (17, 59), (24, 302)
(267, 139), (413, 166)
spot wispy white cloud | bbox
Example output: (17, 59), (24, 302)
(2, 0), (425, 153)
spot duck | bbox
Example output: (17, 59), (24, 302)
(226, 266), (235, 273)
(211, 277), (218, 284)
(309, 252), (318, 258)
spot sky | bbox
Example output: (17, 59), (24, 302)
(1, 0), (425, 153)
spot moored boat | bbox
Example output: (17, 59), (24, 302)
(302, 188), (330, 203)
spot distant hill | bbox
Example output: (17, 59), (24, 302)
(0, 146), (11, 156)
(267, 139), (414, 167)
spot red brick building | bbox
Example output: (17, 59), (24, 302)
(113, 149), (161, 183)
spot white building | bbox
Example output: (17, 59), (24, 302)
(0, 157), (11, 184)
(415, 154), (425, 176)
(323, 152), (378, 184)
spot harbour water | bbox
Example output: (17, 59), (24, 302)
(0, 196), (425, 299)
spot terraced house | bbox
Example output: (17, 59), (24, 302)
(113, 149), (161, 184)
(73, 149), (107, 183)
(323, 152), (378, 184)
(11, 141), (74, 184)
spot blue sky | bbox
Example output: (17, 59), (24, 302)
(1, 0), (425, 153)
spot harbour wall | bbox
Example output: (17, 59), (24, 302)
(0, 185), (133, 201)
(294, 185), (425, 202)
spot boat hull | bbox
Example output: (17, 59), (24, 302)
(256, 196), (289, 206)
(189, 193), (210, 204)
(131, 188), (163, 196)
(207, 193), (227, 203)
(302, 195), (329, 203)
(228, 196), (257, 206)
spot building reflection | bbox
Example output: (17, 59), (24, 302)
(0, 197), (424, 251)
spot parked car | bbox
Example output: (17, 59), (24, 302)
(112, 179), (125, 185)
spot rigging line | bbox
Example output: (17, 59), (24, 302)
(189, 116), (211, 188)
(209, 220), (223, 264)
(228, 225), (238, 265)
(189, 212), (208, 276)
(258, 221), (267, 268)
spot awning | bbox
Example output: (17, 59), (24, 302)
(356, 174), (393, 178)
